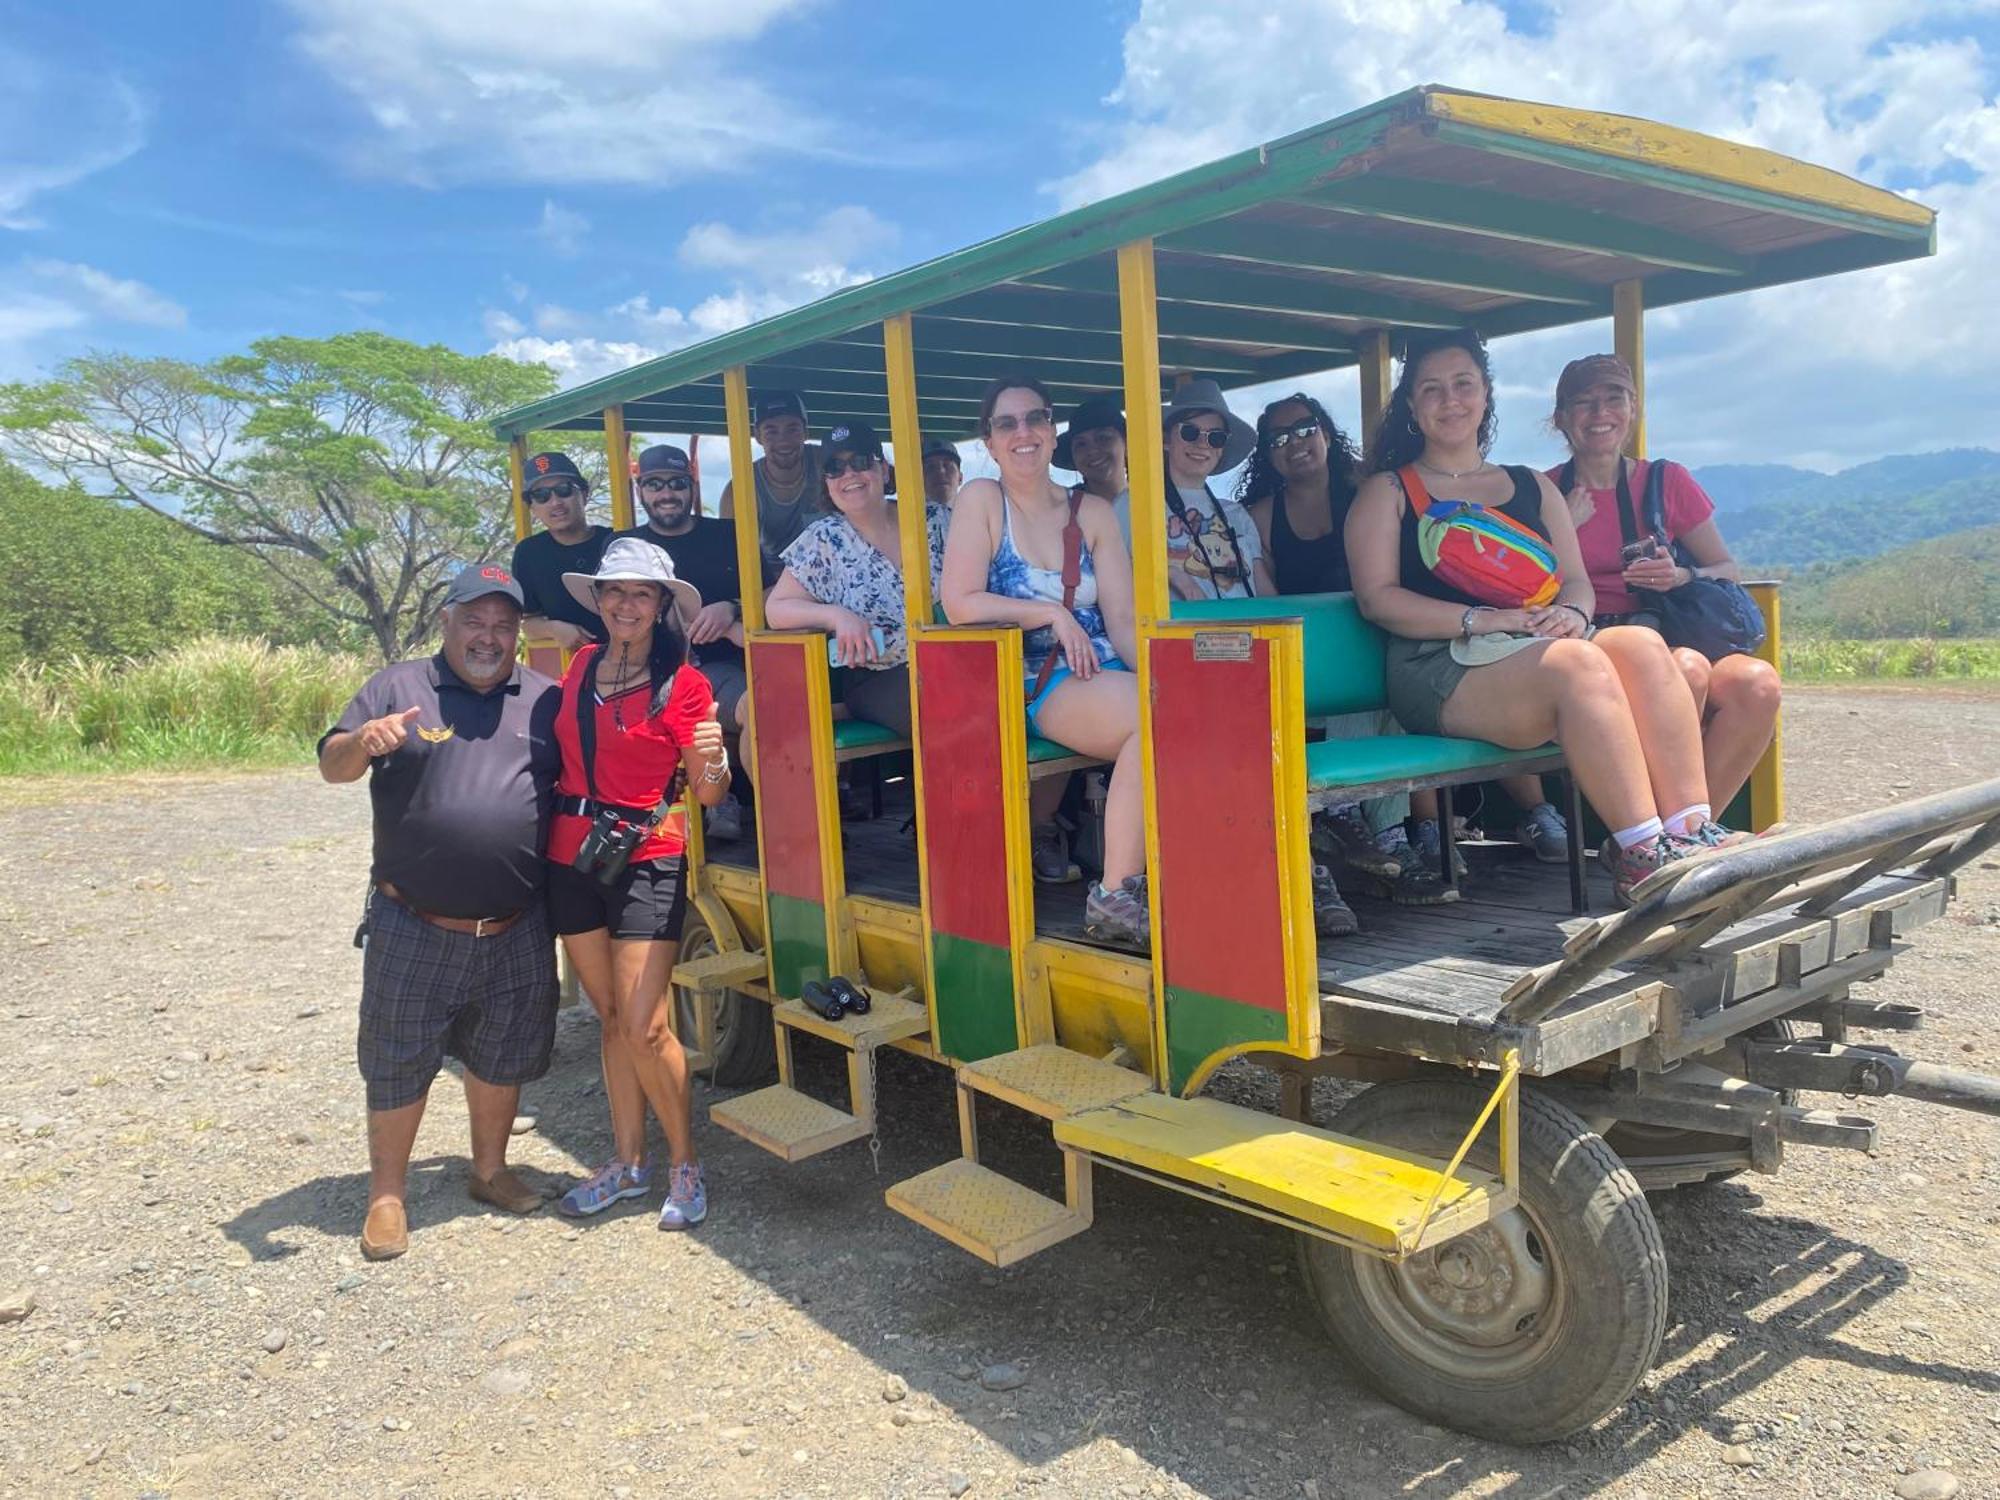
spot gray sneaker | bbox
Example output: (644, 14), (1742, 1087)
(1516, 802), (1568, 864)
(705, 795), (744, 843)
(1601, 834), (1696, 907)
(1084, 874), (1150, 952)
(1031, 821), (1081, 884)
(1412, 818), (1469, 882)
(1311, 864), (1359, 938)
(1313, 804), (1404, 879)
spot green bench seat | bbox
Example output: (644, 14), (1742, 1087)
(832, 718), (904, 752)
(1303, 734), (1559, 798)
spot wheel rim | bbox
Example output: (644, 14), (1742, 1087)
(1350, 1203), (1563, 1376)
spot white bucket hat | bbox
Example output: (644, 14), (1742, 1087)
(1162, 378), (1256, 471)
(562, 536), (702, 621)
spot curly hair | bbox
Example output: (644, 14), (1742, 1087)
(1235, 391), (1362, 512)
(1365, 329), (1498, 474)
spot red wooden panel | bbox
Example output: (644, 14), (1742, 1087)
(748, 640), (824, 907)
(916, 638), (1012, 951)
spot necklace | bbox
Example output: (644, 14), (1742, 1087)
(1417, 457), (1490, 481)
(760, 457), (808, 505)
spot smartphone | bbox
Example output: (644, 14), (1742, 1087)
(1620, 535), (1663, 567)
(828, 626), (889, 666)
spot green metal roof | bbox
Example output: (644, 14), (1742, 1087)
(492, 84), (1935, 442)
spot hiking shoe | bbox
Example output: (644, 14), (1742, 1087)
(1412, 818), (1469, 882)
(1516, 802), (1569, 864)
(1382, 852), (1459, 906)
(1031, 821), (1081, 884)
(1311, 864), (1359, 938)
(558, 1158), (651, 1218)
(1085, 874), (1151, 952)
(1681, 818), (1753, 851)
(705, 795), (744, 843)
(658, 1162), (707, 1231)
(1601, 835), (1696, 908)
(1313, 804), (1403, 879)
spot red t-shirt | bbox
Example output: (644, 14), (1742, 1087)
(547, 646), (713, 867)
(1544, 458), (1716, 616)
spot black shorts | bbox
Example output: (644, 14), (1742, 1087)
(357, 894), (559, 1112)
(548, 855), (689, 942)
(702, 659), (750, 727)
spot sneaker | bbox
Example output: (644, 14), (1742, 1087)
(705, 795), (743, 843)
(1031, 821), (1081, 884)
(1412, 818), (1470, 882)
(657, 1162), (707, 1230)
(1084, 874), (1151, 952)
(1600, 834), (1696, 907)
(1382, 845), (1460, 906)
(1311, 864), (1359, 938)
(1516, 802), (1569, 864)
(1680, 817), (1752, 851)
(557, 1158), (651, 1218)
(1313, 804), (1404, 879)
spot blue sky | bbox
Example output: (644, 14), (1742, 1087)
(4, 0), (1998, 481)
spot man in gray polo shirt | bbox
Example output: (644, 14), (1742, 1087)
(319, 563), (563, 1261)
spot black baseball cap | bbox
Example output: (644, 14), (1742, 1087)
(442, 561), (524, 609)
(921, 438), (962, 468)
(636, 444), (692, 477)
(752, 390), (809, 427)
(524, 451), (588, 494)
(822, 421), (886, 464)
(1052, 397), (1127, 471)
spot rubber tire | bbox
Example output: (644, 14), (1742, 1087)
(1297, 1080), (1667, 1444)
(673, 913), (776, 1088)
(1604, 1018), (1801, 1186)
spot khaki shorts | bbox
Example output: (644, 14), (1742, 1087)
(1385, 633), (1544, 737)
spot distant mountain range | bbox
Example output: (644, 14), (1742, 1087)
(1689, 448), (2000, 571)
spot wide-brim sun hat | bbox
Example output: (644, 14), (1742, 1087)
(1162, 378), (1255, 471)
(1052, 396), (1127, 472)
(562, 536), (702, 621)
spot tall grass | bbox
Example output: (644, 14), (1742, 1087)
(0, 636), (370, 775)
(1781, 635), (2000, 682)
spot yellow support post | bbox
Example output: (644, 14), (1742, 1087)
(1357, 329), (1392, 451)
(1613, 279), (1645, 459)
(882, 313), (930, 630)
(723, 368), (765, 631)
(508, 437), (530, 544)
(1118, 240), (1167, 629)
(1747, 581), (1785, 831)
(603, 406), (634, 532)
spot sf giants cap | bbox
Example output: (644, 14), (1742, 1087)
(524, 451), (588, 492)
(752, 390), (809, 427)
(442, 562), (524, 609)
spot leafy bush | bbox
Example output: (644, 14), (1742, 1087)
(1781, 636), (2000, 681)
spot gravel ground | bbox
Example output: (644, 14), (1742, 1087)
(1, 684), (1997, 1500)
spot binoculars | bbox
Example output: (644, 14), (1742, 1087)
(799, 976), (872, 1021)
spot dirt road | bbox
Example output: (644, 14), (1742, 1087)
(1, 686), (1997, 1499)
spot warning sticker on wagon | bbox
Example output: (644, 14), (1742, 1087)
(1192, 630), (1254, 663)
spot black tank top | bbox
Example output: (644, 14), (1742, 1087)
(1269, 477), (1354, 594)
(1397, 464), (1550, 608)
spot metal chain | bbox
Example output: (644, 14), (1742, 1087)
(865, 1040), (883, 1176)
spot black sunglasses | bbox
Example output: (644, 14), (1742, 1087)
(638, 475), (692, 494)
(824, 453), (880, 478)
(1269, 419), (1323, 450)
(527, 480), (583, 502)
(1176, 422), (1229, 449)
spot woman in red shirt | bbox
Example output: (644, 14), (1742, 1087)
(546, 538), (730, 1230)
(1545, 355), (1781, 811)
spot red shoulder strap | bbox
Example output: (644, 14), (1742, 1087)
(1398, 464), (1435, 516)
(1058, 489), (1084, 606)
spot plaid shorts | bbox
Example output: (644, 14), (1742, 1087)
(357, 892), (559, 1112)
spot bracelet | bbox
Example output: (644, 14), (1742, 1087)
(1556, 602), (1590, 626)
(698, 749), (731, 785)
(1460, 606), (1482, 637)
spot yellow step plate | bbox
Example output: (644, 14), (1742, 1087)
(885, 1159), (1087, 1268)
(774, 992), (929, 1050)
(959, 1044), (1153, 1119)
(672, 949), (767, 991)
(1054, 1095), (1508, 1257)
(710, 1084), (866, 1162)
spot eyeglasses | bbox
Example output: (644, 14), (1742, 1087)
(824, 453), (879, 478)
(1176, 422), (1229, 449)
(638, 475), (692, 495)
(527, 480), (582, 502)
(1269, 420), (1322, 450)
(987, 408), (1054, 436)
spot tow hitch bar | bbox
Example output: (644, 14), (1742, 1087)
(1739, 1039), (2000, 1118)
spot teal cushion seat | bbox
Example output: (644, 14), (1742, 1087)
(833, 718), (905, 750)
(1027, 734), (1077, 763)
(1304, 735), (1555, 790)
(1170, 593), (1387, 718)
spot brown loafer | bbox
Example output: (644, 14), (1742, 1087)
(360, 1199), (408, 1261)
(468, 1166), (545, 1215)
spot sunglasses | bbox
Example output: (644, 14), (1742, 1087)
(1269, 419), (1323, 450)
(638, 475), (692, 495)
(987, 408), (1054, 436)
(527, 480), (583, 502)
(824, 453), (880, 478)
(1176, 422), (1229, 449)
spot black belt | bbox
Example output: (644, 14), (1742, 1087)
(558, 794), (659, 821)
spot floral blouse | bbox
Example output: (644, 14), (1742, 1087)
(779, 503), (948, 669)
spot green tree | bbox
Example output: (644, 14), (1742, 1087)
(0, 333), (556, 659)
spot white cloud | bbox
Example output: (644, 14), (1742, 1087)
(286, 0), (833, 187)
(1055, 0), (2000, 467)
(25, 259), (186, 328)
(680, 205), (899, 294)
(482, 307), (526, 339)
(536, 199), (589, 257)
(0, 54), (146, 230)
(488, 333), (665, 388)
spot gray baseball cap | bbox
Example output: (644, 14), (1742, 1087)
(441, 562), (525, 609)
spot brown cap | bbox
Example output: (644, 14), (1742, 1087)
(1554, 353), (1637, 408)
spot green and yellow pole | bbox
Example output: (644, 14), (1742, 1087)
(724, 368), (765, 630)
(604, 405), (635, 532)
(1119, 240), (1167, 629)
(1614, 280), (1645, 460)
(509, 437), (530, 544)
(1357, 329), (1392, 455)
